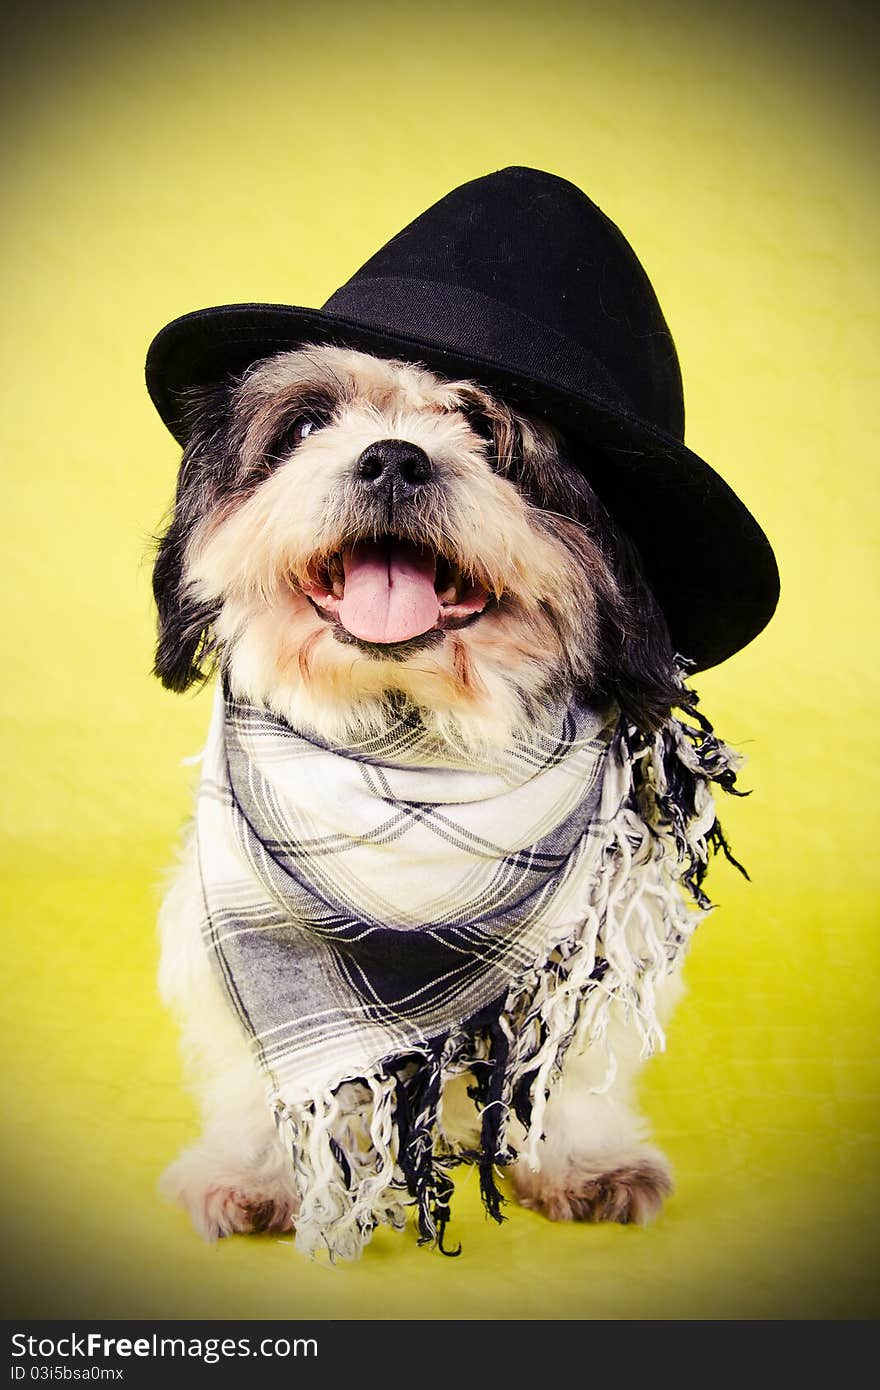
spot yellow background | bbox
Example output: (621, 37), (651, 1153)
(2, 0), (877, 1319)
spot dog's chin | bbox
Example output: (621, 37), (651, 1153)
(316, 622), (459, 662)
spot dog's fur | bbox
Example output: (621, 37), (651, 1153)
(154, 344), (686, 1240)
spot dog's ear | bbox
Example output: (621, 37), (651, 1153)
(596, 519), (682, 732)
(453, 382), (683, 730)
(554, 465), (681, 732)
(512, 421), (682, 732)
(152, 385), (234, 692)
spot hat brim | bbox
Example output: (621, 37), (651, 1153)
(146, 302), (780, 673)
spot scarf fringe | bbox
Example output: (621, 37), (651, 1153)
(268, 694), (744, 1262)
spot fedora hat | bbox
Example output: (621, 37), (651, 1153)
(145, 165), (779, 671)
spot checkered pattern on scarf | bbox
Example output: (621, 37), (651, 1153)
(196, 684), (620, 1105)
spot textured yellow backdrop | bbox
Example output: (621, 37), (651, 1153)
(2, 0), (877, 1320)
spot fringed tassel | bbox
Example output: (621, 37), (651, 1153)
(273, 1076), (407, 1262)
(628, 683), (749, 908)
(494, 696), (747, 1172)
(391, 1044), (461, 1254)
(459, 1015), (515, 1223)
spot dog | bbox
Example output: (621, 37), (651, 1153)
(152, 342), (692, 1244)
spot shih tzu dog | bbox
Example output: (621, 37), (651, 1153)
(153, 342), (689, 1244)
(147, 167), (776, 1258)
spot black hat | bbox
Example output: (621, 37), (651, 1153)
(146, 166), (779, 670)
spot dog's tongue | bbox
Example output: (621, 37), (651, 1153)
(338, 539), (440, 643)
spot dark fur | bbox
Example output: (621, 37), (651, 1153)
(152, 385), (232, 692)
(153, 359), (681, 732)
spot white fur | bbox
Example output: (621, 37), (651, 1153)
(159, 832), (300, 1238)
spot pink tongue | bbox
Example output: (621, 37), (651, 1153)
(338, 539), (440, 643)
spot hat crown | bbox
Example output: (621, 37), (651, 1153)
(324, 167), (684, 438)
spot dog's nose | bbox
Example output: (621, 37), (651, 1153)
(355, 439), (434, 494)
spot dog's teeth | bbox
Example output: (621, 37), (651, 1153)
(438, 584), (457, 603)
(327, 554), (345, 596)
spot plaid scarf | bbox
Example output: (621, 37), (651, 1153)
(195, 680), (742, 1260)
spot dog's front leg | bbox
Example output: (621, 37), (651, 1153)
(510, 969), (684, 1225)
(157, 833), (299, 1240)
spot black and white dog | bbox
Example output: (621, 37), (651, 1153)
(152, 342), (687, 1242)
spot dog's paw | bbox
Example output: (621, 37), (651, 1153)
(193, 1185), (298, 1240)
(511, 1148), (673, 1225)
(160, 1153), (299, 1241)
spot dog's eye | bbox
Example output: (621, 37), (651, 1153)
(464, 411), (495, 448)
(272, 410), (332, 459)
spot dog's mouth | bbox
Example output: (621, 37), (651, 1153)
(300, 537), (491, 645)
